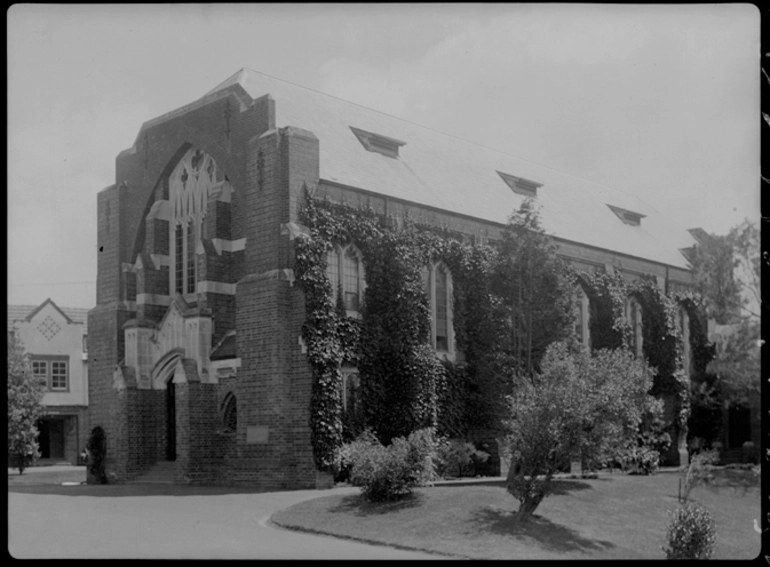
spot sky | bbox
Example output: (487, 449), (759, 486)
(7, 4), (761, 309)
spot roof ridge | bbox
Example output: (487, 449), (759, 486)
(230, 67), (636, 199)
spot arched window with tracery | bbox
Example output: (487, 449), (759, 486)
(168, 147), (219, 297)
(573, 284), (591, 350)
(326, 244), (365, 315)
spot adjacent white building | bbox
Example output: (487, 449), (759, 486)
(8, 299), (90, 465)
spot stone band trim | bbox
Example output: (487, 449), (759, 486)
(211, 238), (246, 255)
(137, 293), (173, 307)
(151, 254), (171, 268)
(197, 281), (237, 295)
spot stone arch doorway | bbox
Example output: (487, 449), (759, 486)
(151, 349), (184, 462)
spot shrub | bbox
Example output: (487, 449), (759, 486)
(343, 427), (437, 501)
(663, 502), (716, 559)
(679, 449), (718, 502)
(436, 438), (490, 478)
(86, 426), (108, 484)
(623, 445), (660, 475)
(502, 343), (655, 521)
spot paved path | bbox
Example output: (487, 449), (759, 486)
(8, 467), (444, 559)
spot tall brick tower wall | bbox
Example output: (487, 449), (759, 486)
(88, 84), (321, 488)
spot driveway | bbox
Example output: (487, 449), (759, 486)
(8, 466), (444, 559)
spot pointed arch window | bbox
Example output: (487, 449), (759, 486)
(573, 285), (591, 350)
(341, 369), (360, 413)
(326, 244), (366, 315)
(625, 296), (643, 358)
(326, 248), (340, 300)
(168, 147), (219, 298)
(424, 262), (455, 359)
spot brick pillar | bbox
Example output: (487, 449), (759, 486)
(235, 125), (320, 489)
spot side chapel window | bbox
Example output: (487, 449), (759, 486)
(326, 245), (365, 314)
(169, 147), (219, 297)
(677, 307), (691, 376)
(625, 296), (643, 358)
(341, 370), (360, 413)
(573, 285), (591, 349)
(424, 262), (454, 358)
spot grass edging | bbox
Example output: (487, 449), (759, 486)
(267, 514), (467, 559)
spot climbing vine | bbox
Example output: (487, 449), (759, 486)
(294, 189), (503, 467)
(296, 187), (710, 470)
(578, 270), (711, 431)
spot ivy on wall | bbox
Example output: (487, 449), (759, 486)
(295, 188), (711, 471)
(578, 271), (712, 430)
(294, 189), (500, 468)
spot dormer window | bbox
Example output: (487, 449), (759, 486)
(350, 127), (405, 159)
(608, 205), (645, 227)
(496, 171), (542, 198)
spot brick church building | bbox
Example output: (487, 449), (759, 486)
(89, 68), (699, 488)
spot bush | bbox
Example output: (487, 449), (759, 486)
(679, 449), (718, 502)
(663, 502), (716, 559)
(342, 427), (437, 502)
(436, 438), (490, 478)
(623, 445), (660, 475)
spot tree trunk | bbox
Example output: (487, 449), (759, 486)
(515, 493), (544, 521)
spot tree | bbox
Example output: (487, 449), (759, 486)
(489, 199), (576, 380)
(502, 342), (655, 521)
(690, 219), (761, 405)
(7, 332), (46, 474)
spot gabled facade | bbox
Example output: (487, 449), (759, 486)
(90, 69), (700, 488)
(8, 299), (90, 465)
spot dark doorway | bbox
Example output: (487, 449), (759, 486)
(37, 419), (65, 460)
(166, 381), (176, 461)
(38, 420), (50, 459)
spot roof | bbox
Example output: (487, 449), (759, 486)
(179, 68), (697, 270)
(8, 301), (89, 333)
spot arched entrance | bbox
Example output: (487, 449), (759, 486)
(151, 349), (184, 462)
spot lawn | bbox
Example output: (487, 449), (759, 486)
(271, 468), (761, 560)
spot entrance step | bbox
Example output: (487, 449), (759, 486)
(127, 460), (176, 484)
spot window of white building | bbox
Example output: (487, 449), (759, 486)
(31, 356), (69, 391)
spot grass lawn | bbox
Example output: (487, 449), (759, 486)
(271, 468), (761, 560)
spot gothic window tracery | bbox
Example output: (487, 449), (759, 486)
(168, 147), (219, 297)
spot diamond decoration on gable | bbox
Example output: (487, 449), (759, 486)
(37, 316), (62, 341)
